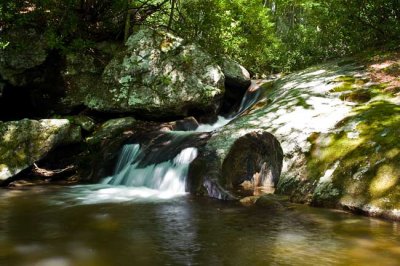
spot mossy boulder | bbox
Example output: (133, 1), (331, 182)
(0, 119), (82, 182)
(0, 29), (48, 86)
(60, 42), (122, 112)
(202, 53), (400, 219)
(63, 27), (225, 118)
(302, 101), (400, 218)
(68, 115), (96, 132)
(86, 117), (137, 146)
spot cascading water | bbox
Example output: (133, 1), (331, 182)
(103, 144), (197, 194)
(195, 87), (261, 132)
(101, 87), (261, 199)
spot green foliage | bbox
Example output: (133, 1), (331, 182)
(266, 0), (400, 71)
(1, 0), (399, 74)
(174, 0), (277, 74)
(0, 42), (10, 49)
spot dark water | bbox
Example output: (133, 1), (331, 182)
(0, 186), (400, 266)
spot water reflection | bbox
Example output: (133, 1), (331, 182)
(0, 187), (400, 265)
(155, 202), (199, 265)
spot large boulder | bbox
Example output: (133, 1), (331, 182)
(221, 57), (251, 90)
(219, 58), (252, 113)
(60, 42), (122, 112)
(0, 29), (48, 87)
(63, 27), (225, 118)
(189, 131), (284, 199)
(0, 119), (82, 182)
(203, 53), (400, 219)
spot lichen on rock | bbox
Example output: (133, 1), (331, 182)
(0, 119), (82, 182)
(62, 27), (225, 118)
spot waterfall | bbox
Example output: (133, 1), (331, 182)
(195, 88), (261, 132)
(102, 142), (198, 197)
(101, 85), (261, 198)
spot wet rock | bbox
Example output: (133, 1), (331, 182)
(239, 194), (286, 210)
(162, 116), (199, 131)
(0, 119), (82, 182)
(81, 117), (139, 182)
(175, 117), (200, 131)
(208, 54), (400, 219)
(86, 117), (136, 145)
(189, 131), (283, 199)
(219, 58), (251, 114)
(63, 27), (225, 118)
(239, 196), (258, 206)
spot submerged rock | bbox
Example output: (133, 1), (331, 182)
(0, 119), (82, 182)
(63, 27), (225, 118)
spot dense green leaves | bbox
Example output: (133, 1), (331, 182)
(1, 0), (399, 73)
(173, 0), (277, 73)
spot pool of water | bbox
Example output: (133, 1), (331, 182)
(0, 185), (400, 266)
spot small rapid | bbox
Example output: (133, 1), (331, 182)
(194, 87), (261, 132)
(101, 86), (262, 199)
(101, 142), (198, 199)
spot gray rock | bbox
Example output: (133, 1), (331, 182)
(0, 29), (48, 86)
(222, 57), (251, 90)
(0, 119), (82, 182)
(189, 131), (283, 199)
(86, 117), (136, 145)
(70, 115), (96, 132)
(62, 27), (225, 118)
(61, 42), (121, 112)
(204, 58), (400, 219)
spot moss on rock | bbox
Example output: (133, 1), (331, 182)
(62, 27), (225, 118)
(0, 119), (82, 182)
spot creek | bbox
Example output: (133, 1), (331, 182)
(1, 186), (400, 265)
(1, 87), (400, 265)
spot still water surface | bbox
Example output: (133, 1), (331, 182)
(0, 185), (400, 266)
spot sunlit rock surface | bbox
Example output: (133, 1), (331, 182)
(0, 119), (82, 182)
(62, 27), (225, 118)
(207, 57), (400, 219)
(221, 57), (251, 90)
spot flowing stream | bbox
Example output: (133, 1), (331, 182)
(100, 88), (261, 199)
(1, 186), (400, 265)
(2, 86), (400, 265)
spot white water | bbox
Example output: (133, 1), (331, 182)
(194, 115), (231, 132)
(194, 88), (261, 132)
(102, 144), (198, 199)
(100, 87), (261, 200)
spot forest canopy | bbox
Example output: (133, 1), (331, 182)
(1, 0), (399, 73)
